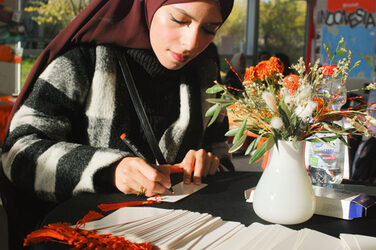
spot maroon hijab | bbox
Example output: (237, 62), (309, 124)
(6, 0), (233, 131)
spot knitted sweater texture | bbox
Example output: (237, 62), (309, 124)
(1, 45), (229, 202)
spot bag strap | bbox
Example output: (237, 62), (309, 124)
(116, 50), (167, 164)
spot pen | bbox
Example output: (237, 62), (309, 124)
(120, 133), (174, 194)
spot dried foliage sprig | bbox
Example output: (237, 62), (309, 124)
(206, 37), (376, 164)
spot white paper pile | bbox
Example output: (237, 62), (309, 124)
(340, 233), (376, 250)
(81, 206), (376, 249)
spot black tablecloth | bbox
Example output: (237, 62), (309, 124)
(36, 172), (376, 249)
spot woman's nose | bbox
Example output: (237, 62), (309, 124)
(181, 26), (200, 52)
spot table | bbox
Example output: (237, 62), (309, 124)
(36, 172), (376, 249)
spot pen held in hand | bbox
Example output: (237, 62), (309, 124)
(120, 133), (175, 194)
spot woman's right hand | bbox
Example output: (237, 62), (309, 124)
(114, 157), (172, 197)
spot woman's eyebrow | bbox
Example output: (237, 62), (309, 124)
(171, 6), (223, 26)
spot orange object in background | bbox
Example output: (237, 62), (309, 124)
(328, 0), (375, 13)
(0, 45), (22, 64)
(0, 96), (16, 143)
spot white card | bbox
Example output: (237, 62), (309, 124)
(148, 181), (208, 202)
(340, 234), (361, 250)
(83, 207), (171, 230)
(214, 222), (266, 250)
(340, 233), (376, 250)
(243, 224), (296, 250)
(296, 228), (346, 250)
(179, 221), (244, 250)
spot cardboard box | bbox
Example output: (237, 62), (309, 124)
(313, 185), (376, 220)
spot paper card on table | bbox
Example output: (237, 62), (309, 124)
(120, 210), (194, 243)
(128, 211), (202, 243)
(164, 216), (222, 249)
(105, 210), (189, 237)
(214, 222), (266, 250)
(271, 232), (300, 250)
(84, 207), (171, 230)
(340, 233), (376, 250)
(203, 223), (245, 250)
(244, 224), (296, 250)
(295, 228), (346, 250)
(148, 181), (207, 203)
(176, 221), (245, 250)
(340, 234), (361, 250)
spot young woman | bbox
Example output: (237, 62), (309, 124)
(1, 0), (234, 246)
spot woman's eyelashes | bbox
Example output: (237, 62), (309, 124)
(202, 26), (216, 35)
(170, 14), (187, 25)
(169, 14), (216, 35)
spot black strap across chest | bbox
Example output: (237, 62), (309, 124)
(116, 49), (167, 164)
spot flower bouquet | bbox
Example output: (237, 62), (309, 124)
(206, 38), (376, 164)
(205, 37), (376, 224)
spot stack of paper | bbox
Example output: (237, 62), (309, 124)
(340, 233), (376, 249)
(82, 206), (373, 249)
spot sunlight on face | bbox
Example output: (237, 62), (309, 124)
(149, 0), (222, 70)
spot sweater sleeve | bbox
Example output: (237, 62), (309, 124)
(1, 46), (128, 202)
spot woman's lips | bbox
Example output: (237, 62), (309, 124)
(170, 51), (188, 63)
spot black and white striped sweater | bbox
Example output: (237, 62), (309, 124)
(1, 44), (230, 202)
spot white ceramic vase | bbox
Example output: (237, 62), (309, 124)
(253, 140), (316, 225)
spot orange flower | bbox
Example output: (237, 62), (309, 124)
(244, 66), (256, 82)
(268, 56), (284, 74)
(283, 74), (300, 94)
(255, 57), (284, 81)
(244, 57), (284, 82)
(254, 60), (269, 81)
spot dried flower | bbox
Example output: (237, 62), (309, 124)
(262, 91), (277, 113)
(294, 100), (317, 120)
(205, 37), (375, 164)
(271, 117), (284, 129)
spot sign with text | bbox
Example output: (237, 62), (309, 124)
(328, 0), (375, 13)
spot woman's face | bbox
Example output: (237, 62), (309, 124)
(149, 0), (222, 70)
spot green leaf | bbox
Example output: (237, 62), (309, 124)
(279, 106), (290, 129)
(245, 136), (261, 155)
(233, 115), (248, 144)
(225, 127), (240, 137)
(206, 98), (234, 104)
(338, 136), (349, 147)
(207, 105), (221, 127)
(205, 103), (220, 117)
(206, 85), (224, 94)
(229, 134), (247, 153)
(249, 137), (275, 164)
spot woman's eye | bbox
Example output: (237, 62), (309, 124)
(202, 28), (216, 36)
(170, 14), (187, 25)
(202, 25), (219, 36)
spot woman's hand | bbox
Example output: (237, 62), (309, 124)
(115, 157), (172, 197)
(177, 149), (219, 185)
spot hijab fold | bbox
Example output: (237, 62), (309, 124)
(6, 0), (233, 133)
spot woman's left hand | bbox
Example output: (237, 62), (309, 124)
(175, 149), (219, 185)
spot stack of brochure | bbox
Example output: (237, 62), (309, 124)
(83, 207), (376, 249)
